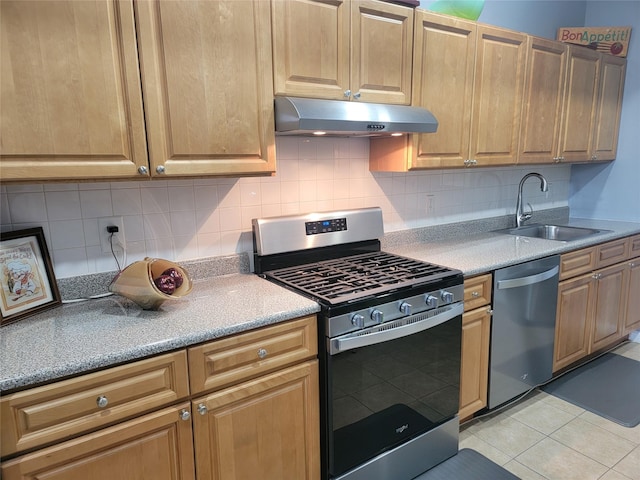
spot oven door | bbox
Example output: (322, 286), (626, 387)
(325, 303), (463, 479)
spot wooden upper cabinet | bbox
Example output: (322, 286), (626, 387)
(370, 13), (526, 171)
(518, 36), (567, 164)
(350, 0), (414, 104)
(470, 25), (526, 167)
(407, 10), (476, 169)
(592, 54), (626, 161)
(557, 45), (600, 163)
(272, 0), (413, 105)
(272, 0), (350, 100)
(0, 0), (148, 181)
(135, 0), (276, 177)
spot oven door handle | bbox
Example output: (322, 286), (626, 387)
(329, 303), (463, 355)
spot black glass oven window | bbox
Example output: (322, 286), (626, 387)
(328, 317), (462, 477)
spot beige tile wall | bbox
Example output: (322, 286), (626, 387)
(0, 137), (571, 278)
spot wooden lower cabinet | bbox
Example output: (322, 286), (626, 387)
(624, 258), (640, 333)
(1, 316), (320, 480)
(591, 262), (627, 351)
(459, 306), (491, 419)
(459, 274), (492, 419)
(1, 403), (196, 480)
(554, 274), (594, 371)
(193, 360), (320, 480)
(554, 241), (633, 372)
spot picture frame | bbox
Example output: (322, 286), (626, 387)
(0, 227), (61, 326)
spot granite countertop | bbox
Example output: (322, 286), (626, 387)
(385, 218), (640, 276)
(2, 215), (639, 393)
(0, 274), (320, 393)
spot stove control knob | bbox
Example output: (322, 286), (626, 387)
(425, 295), (438, 308)
(441, 291), (454, 304)
(351, 314), (365, 328)
(371, 309), (384, 324)
(399, 302), (412, 315)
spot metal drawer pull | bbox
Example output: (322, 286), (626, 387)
(257, 348), (268, 359)
(471, 291), (479, 297)
(197, 403), (208, 416)
(179, 409), (190, 421)
(96, 395), (109, 408)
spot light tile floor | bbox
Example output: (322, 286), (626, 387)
(459, 342), (640, 480)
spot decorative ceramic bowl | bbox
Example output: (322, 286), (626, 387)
(109, 258), (193, 310)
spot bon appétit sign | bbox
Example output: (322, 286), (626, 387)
(557, 26), (632, 57)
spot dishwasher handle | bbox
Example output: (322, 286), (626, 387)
(497, 265), (559, 290)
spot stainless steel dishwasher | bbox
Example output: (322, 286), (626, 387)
(489, 255), (560, 409)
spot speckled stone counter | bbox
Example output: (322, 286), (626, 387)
(385, 218), (640, 276)
(0, 274), (320, 393)
(3, 215), (639, 394)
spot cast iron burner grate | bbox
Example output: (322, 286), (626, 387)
(265, 251), (454, 305)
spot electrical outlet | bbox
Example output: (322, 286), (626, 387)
(98, 217), (126, 254)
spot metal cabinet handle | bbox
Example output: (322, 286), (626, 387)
(179, 409), (190, 421)
(344, 90), (351, 98)
(257, 348), (268, 359)
(96, 395), (108, 408)
(591, 155), (598, 161)
(471, 291), (479, 297)
(353, 92), (361, 100)
(197, 403), (208, 416)
(156, 165), (166, 174)
(137, 166), (148, 175)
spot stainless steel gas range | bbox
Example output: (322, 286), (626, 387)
(252, 207), (464, 480)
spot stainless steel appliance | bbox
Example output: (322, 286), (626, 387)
(489, 255), (560, 409)
(274, 96), (438, 136)
(252, 208), (464, 480)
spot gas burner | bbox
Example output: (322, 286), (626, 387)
(264, 251), (455, 305)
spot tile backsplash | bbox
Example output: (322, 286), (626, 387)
(1, 137), (570, 279)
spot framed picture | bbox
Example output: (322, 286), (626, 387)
(0, 227), (61, 326)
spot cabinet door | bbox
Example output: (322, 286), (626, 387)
(625, 259), (640, 334)
(410, 10), (476, 169)
(592, 54), (626, 161)
(193, 360), (320, 480)
(1, 404), (195, 480)
(459, 306), (491, 419)
(518, 36), (567, 164)
(557, 45), (599, 163)
(272, 0), (350, 100)
(350, 0), (413, 105)
(591, 263), (627, 351)
(554, 275), (594, 372)
(135, 0), (276, 177)
(469, 25), (526, 166)
(0, 0), (148, 181)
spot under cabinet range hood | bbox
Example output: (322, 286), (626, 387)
(274, 96), (438, 137)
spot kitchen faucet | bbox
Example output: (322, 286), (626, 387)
(516, 172), (549, 227)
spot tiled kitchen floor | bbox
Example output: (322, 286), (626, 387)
(459, 341), (640, 480)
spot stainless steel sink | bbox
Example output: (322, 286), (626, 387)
(497, 224), (611, 242)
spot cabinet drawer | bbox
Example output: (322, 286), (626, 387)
(560, 247), (597, 280)
(1, 351), (189, 457)
(188, 315), (317, 395)
(597, 238), (630, 268)
(463, 274), (492, 311)
(1, 403), (195, 480)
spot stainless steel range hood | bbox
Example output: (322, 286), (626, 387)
(274, 96), (438, 137)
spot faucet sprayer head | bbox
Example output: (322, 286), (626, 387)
(540, 177), (549, 192)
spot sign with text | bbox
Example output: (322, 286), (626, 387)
(557, 26), (631, 57)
